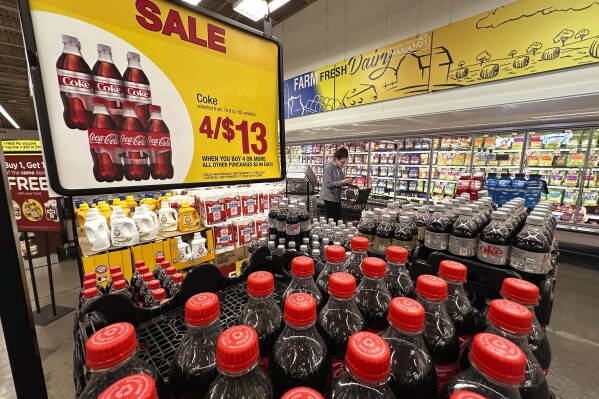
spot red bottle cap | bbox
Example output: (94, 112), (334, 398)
(388, 297), (424, 333)
(155, 255), (165, 264)
(172, 273), (183, 283)
(92, 97), (107, 105)
(113, 280), (126, 291)
(83, 279), (96, 289)
(85, 322), (137, 369)
(345, 332), (391, 383)
(111, 272), (124, 281)
(138, 266), (149, 275)
(469, 333), (526, 385)
(247, 271), (274, 298)
(328, 272), (356, 299)
(350, 237), (369, 252)
(149, 105), (162, 113)
(122, 101), (136, 109)
(216, 325), (259, 373)
(326, 245), (346, 262)
(152, 288), (166, 301)
(148, 280), (160, 290)
(291, 256), (314, 277)
(83, 272), (96, 281)
(83, 287), (98, 299)
(142, 272), (153, 282)
(386, 246), (408, 263)
(281, 387), (324, 399)
(361, 257), (386, 278)
(109, 266), (121, 275)
(98, 374), (157, 399)
(450, 391), (488, 399)
(160, 260), (170, 270)
(416, 275), (447, 301)
(185, 292), (220, 326)
(501, 278), (539, 306)
(284, 293), (316, 326)
(166, 266), (176, 276)
(488, 299), (533, 335)
(438, 260), (467, 282)
(134, 260), (145, 269)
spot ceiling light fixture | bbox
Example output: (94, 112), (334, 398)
(233, 0), (290, 22)
(0, 105), (20, 129)
(181, 0), (202, 5)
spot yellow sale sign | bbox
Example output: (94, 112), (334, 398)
(19, 0), (284, 195)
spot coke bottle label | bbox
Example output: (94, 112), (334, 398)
(268, 217), (277, 229)
(435, 362), (459, 392)
(477, 241), (510, 265)
(57, 68), (94, 97)
(93, 75), (125, 101)
(120, 131), (148, 152)
(372, 236), (391, 252)
(258, 356), (269, 374)
(88, 128), (121, 162)
(331, 358), (345, 381)
(417, 226), (426, 241)
(124, 81), (152, 103)
(146, 132), (172, 152)
(424, 231), (449, 250)
(448, 236), (477, 257)
(391, 239), (412, 252)
(510, 248), (549, 274)
(300, 221), (311, 232)
(286, 224), (301, 236)
(458, 334), (474, 352)
(277, 220), (286, 232)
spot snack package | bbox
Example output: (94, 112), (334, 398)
(581, 130), (592, 147)
(512, 153), (521, 165)
(455, 153), (467, 165)
(484, 136), (495, 148)
(420, 153), (429, 164)
(416, 181), (425, 192)
(563, 190), (579, 206)
(439, 169), (448, 180)
(401, 154), (410, 165)
(408, 181), (417, 191)
(529, 133), (543, 149)
(565, 171), (579, 186)
(433, 182), (445, 194)
(448, 170), (456, 180)
(553, 154), (567, 167)
(565, 130), (581, 148)
(497, 136), (512, 150)
(583, 172), (595, 187)
(539, 153), (554, 166)
(411, 154), (421, 165)
(418, 168), (428, 179)
(550, 171), (565, 186)
(588, 150), (598, 167)
(544, 132), (567, 149)
(512, 136), (525, 149)
(498, 155), (512, 166)
(582, 190), (599, 206)
(414, 139), (422, 150)
(444, 182), (456, 195)
(433, 138), (441, 150)
(474, 136), (484, 148)
(526, 153), (540, 166)
(567, 153), (585, 167)
(404, 139), (414, 150)
(397, 139), (405, 150)
(401, 168), (409, 179)
(386, 142), (395, 151)
(421, 140), (431, 150)
(398, 180), (408, 192)
(408, 168), (419, 179)
(547, 189), (564, 204)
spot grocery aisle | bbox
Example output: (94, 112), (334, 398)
(0, 258), (597, 398)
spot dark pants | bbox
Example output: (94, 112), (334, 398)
(324, 200), (342, 222)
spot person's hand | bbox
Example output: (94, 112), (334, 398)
(342, 178), (353, 184)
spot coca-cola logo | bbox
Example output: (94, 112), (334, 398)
(126, 87), (151, 98)
(61, 76), (91, 88)
(89, 131), (120, 146)
(147, 136), (171, 148)
(479, 244), (503, 256)
(121, 134), (146, 146)
(96, 82), (123, 94)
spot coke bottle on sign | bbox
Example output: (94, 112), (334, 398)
(92, 44), (124, 126)
(56, 35), (93, 130)
(88, 97), (124, 182)
(120, 101), (150, 181)
(123, 52), (152, 125)
(146, 105), (174, 180)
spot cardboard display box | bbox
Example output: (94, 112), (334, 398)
(168, 228), (216, 271)
(130, 240), (174, 272)
(81, 248), (133, 287)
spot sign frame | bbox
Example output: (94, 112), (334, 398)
(18, 0), (286, 196)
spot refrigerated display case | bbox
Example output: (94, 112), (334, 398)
(286, 144), (324, 191)
(472, 132), (525, 178)
(395, 138), (429, 202)
(325, 142), (368, 189)
(369, 140), (396, 198)
(430, 135), (473, 202)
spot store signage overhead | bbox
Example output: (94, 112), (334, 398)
(18, 0), (285, 195)
(284, 0), (599, 118)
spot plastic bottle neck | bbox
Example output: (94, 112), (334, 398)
(127, 57), (142, 69)
(325, 259), (345, 272)
(62, 42), (82, 56)
(89, 349), (137, 373)
(219, 360), (259, 378)
(247, 293), (276, 305)
(486, 323), (529, 348)
(387, 324), (425, 342)
(418, 295), (449, 314)
(292, 275), (314, 283)
(346, 369), (388, 388)
(387, 260), (408, 272)
(187, 318), (222, 334)
(360, 275), (386, 287)
(97, 51), (114, 63)
(469, 360), (521, 389)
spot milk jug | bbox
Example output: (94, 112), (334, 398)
(133, 206), (156, 242)
(111, 209), (139, 247)
(177, 236), (192, 263)
(77, 203), (90, 236)
(178, 201), (200, 232)
(141, 204), (160, 238)
(158, 202), (178, 232)
(84, 208), (111, 252)
(190, 232), (208, 262)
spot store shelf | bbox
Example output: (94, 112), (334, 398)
(397, 150), (431, 154)
(431, 179), (457, 183)
(370, 176), (395, 180)
(433, 165), (470, 168)
(546, 185), (579, 190)
(435, 150), (471, 153)
(349, 151), (369, 155)
(585, 214), (599, 220)
(526, 148), (583, 152)
(396, 177), (427, 181)
(524, 166), (584, 170)
(370, 150), (397, 154)
(398, 164), (430, 168)
(481, 149), (523, 153)
(475, 165), (520, 169)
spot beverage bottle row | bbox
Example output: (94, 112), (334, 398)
(267, 198), (319, 249)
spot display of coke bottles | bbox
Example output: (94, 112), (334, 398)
(272, 293), (331, 396)
(510, 215), (550, 274)
(315, 245), (346, 302)
(92, 44), (124, 126)
(88, 97), (124, 182)
(439, 333), (525, 399)
(120, 101), (150, 181)
(381, 297), (437, 399)
(354, 257), (392, 333)
(123, 51), (152, 125)
(238, 271), (283, 374)
(438, 261), (476, 351)
(97, 374), (158, 399)
(328, 332), (395, 398)
(286, 204), (301, 249)
(385, 246), (414, 298)
(415, 275), (460, 392)
(205, 325), (273, 399)
(424, 204), (451, 253)
(57, 35), (93, 130)
(342, 237), (369, 284)
(477, 211), (511, 266)
(169, 293), (222, 399)
(283, 256), (324, 311)
(317, 272), (365, 382)
(448, 207), (478, 258)
(146, 105), (174, 180)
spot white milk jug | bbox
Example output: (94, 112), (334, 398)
(111, 209), (139, 247)
(158, 202), (178, 232)
(84, 208), (110, 252)
(177, 236), (192, 263)
(190, 232), (208, 262)
(133, 206), (156, 242)
(141, 204), (160, 239)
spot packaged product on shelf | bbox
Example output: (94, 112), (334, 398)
(401, 168), (409, 179)
(398, 180), (408, 192)
(529, 133), (543, 148)
(418, 169), (428, 179)
(416, 181), (426, 192)
(588, 150), (599, 167)
(547, 190), (563, 204)
(408, 168), (419, 178)
(512, 135), (525, 149)
(498, 155), (512, 166)
(444, 183), (456, 196)
(539, 154), (553, 166)
(233, 217), (255, 248)
(397, 139), (404, 149)
(552, 154), (567, 167)
(178, 202), (200, 232)
(241, 187), (259, 217)
(564, 171), (579, 186)
(408, 181), (418, 192)
(254, 214), (269, 239)
(433, 182), (445, 195)
(422, 139), (431, 150)
(567, 152), (585, 167)
(405, 139), (414, 150)
(563, 190), (578, 206)
(199, 193), (226, 226)
(582, 190), (599, 206)
(526, 153), (540, 166)
(400, 154), (410, 164)
(420, 153), (429, 164)
(447, 170), (456, 181)
(411, 154), (421, 164)
(224, 189), (241, 219)
(214, 221), (234, 253)
(439, 169), (448, 180)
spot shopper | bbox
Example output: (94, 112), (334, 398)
(322, 147), (352, 222)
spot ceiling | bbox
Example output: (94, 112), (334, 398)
(0, 0), (313, 132)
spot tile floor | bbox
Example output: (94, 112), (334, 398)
(0, 258), (597, 398)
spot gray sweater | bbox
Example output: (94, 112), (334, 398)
(321, 161), (345, 202)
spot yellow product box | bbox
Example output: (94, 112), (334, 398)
(168, 228), (216, 271)
(81, 248), (133, 287)
(130, 240), (174, 272)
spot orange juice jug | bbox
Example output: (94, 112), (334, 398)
(178, 201), (200, 232)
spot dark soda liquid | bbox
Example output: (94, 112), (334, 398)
(57, 52), (92, 130)
(299, 209), (310, 241)
(529, 330), (552, 372)
(268, 207), (279, 237)
(168, 361), (217, 399)
(357, 303), (389, 332)
(423, 334), (460, 366)
(88, 110), (124, 182)
(145, 117), (173, 180)
(446, 286), (476, 349)
(389, 368), (437, 399)
(286, 211), (301, 248)
(271, 352), (331, 396)
(120, 109), (150, 181)
(276, 209), (287, 241)
(92, 60), (123, 126)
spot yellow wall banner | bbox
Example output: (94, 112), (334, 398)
(19, 0), (284, 195)
(1, 140), (42, 153)
(284, 0), (599, 119)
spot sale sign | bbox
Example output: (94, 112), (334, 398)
(2, 140), (61, 232)
(18, 0), (284, 195)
